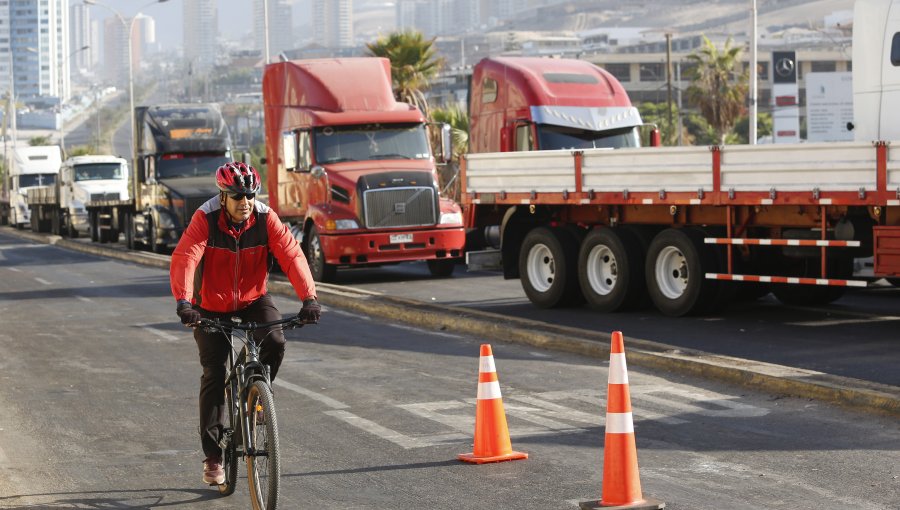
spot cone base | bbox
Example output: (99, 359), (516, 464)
(578, 497), (665, 510)
(457, 450), (528, 464)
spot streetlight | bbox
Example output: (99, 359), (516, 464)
(60, 45), (90, 156)
(82, 0), (168, 167)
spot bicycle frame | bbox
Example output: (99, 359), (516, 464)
(224, 328), (270, 458)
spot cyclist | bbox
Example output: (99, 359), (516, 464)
(169, 161), (321, 485)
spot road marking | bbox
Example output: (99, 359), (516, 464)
(324, 410), (445, 448)
(34, 277), (51, 285)
(74, 295), (93, 303)
(5, 267), (20, 272)
(133, 323), (178, 342)
(386, 322), (464, 339)
(787, 316), (900, 327)
(273, 379), (349, 409)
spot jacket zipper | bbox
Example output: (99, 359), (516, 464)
(233, 237), (240, 310)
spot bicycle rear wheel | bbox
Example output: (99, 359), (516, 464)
(218, 380), (240, 496)
(246, 380), (280, 510)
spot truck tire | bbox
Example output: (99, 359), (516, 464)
(518, 227), (581, 308)
(30, 211), (40, 233)
(148, 217), (164, 253)
(67, 213), (79, 238)
(90, 211), (100, 242)
(125, 212), (136, 249)
(426, 258), (456, 278)
(771, 256), (852, 306)
(578, 227), (646, 312)
(306, 225), (337, 282)
(50, 210), (61, 236)
(645, 228), (718, 317)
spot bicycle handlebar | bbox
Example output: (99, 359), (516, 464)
(195, 315), (315, 332)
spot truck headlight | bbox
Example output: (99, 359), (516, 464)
(439, 211), (463, 225)
(325, 219), (359, 230)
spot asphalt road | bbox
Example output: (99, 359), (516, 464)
(1, 228), (899, 509)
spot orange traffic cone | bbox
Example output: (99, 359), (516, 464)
(458, 344), (528, 464)
(580, 332), (665, 510)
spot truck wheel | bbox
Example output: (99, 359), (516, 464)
(518, 227), (581, 308)
(306, 225), (336, 282)
(50, 211), (61, 236)
(578, 227), (646, 312)
(89, 211), (100, 242)
(646, 228), (718, 317)
(427, 258), (456, 278)
(771, 256), (852, 306)
(30, 211), (39, 233)
(148, 217), (164, 253)
(125, 212), (136, 249)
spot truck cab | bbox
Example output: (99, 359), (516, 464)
(9, 146), (62, 229)
(468, 57), (647, 154)
(61, 155), (129, 237)
(852, 0), (900, 142)
(263, 57), (465, 282)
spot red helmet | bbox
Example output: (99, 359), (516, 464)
(216, 162), (261, 195)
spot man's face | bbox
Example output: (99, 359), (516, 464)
(223, 192), (255, 223)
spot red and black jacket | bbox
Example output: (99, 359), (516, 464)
(170, 197), (316, 313)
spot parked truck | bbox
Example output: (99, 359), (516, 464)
(7, 145), (62, 230)
(461, 0), (900, 316)
(86, 104), (232, 250)
(26, 155), (129, 239)
(262, 57), (465, 282)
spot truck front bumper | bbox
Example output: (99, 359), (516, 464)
(321, 227), (465, 265)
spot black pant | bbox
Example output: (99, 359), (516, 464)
(194, 294), (286, 459)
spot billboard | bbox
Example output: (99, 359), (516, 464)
(805, 72), (854, 142)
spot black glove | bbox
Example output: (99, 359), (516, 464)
(176, 300), (201, 326)
(298, 298), (321, 323)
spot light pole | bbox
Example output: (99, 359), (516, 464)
(60, 45), (90, 157)
(750, 0), (758, 145)
(83, 0), (168, 166)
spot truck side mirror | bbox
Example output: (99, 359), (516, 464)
(440, 123), (452, 163)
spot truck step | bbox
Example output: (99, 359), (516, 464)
(705, 273), (867, 287)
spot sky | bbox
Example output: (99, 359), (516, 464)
(84, 0), (314, 50)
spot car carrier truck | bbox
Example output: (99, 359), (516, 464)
(262, 57), (465, 282)
(462, 0), (900, 316)
(86, 103), (232, 250)
(26, 155), (129, 239)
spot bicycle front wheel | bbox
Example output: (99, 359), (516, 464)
(218, 380), (240, 496)
(246, 380), (280, 510)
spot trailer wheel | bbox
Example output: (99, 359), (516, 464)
(306, 225), (336, 283)
(646, 228), (718, 317)
(771, 256), (852, 305)
(519, 227), (581, 308)
(147, 216), (165, 252)
(578, 227), (646, 312)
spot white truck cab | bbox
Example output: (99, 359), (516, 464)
(9, 146), (62, 229)
(60, 155), (130, 236)
(852, 0), (900, 141)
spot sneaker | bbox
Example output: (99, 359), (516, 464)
(203, 456), (225, 485)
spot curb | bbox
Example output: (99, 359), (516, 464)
(4, 225), (900, 418)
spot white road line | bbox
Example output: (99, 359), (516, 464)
(787, 316), (900, 327)
(324, 410), (425, 448)
(273, 379), (349, 409)
(34, 277), (52, 285)
(386, 322), (464, 339)
(133, 323), (179, 342)
(74, 295), (93, 303)
(6, 267), (20, 272)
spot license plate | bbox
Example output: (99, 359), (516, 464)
(390, 233), (413, 244)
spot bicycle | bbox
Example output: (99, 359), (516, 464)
(196, 314), (309, 510)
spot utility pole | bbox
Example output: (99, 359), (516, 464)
(666, 33), (674, 141)
(750, 0), (758, 144)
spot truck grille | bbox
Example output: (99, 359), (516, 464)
(184, 197), (209, 223)
(90, 192), (120, 202)
(363, 187), (436, 228)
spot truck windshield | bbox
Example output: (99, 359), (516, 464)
(157, 155), (231, 179)
(314, 123), (431, 164)
(18, 174), (57, 188)
(536, 125), (640, 150)
(73, 163), (125, 181)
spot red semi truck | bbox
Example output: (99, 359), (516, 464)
(262, 58), (465, 282)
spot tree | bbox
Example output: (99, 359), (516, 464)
(732, 112), (773, 144)
(684, 36), (749, 145)
(637, 102), (694, 146)
(365, 30), (444, 116)
(29, 135), (53, 146)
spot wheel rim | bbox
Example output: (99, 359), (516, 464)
(586, 245), (617, 296)
(526, 243), (555, 293)
(247, 387), (273, 510)
(309, 231), (324, 277)
(655, 246), (688, 299)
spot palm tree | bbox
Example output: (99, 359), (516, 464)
(365, 30), (444, 116)
(685, 36), (749, 145)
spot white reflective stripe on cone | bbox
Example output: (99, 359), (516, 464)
(605, 412), (634, 434)
(477, 381), (502, 400)
(479, 355), (496, 374)
(608, 353), (628, 384)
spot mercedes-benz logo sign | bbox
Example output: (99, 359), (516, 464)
(775, 57), (795, 77)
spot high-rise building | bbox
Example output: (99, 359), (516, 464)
(254, 0), (293, 61)
(1, 0), (70, 101)
(312, 0), (353, 48)
(69, 3), (93, 73)
(183, 0), (217, 70)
